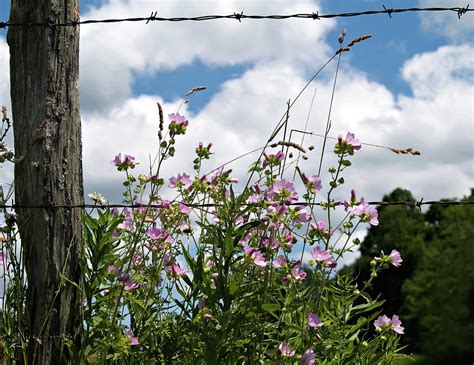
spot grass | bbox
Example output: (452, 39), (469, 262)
(393, 354), (426, 364)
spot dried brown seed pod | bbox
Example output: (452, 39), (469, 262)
(277, 141), (306, 153)
(186, 86), (207, 96)
(335, 47), (351, 55)
(347, 34), (372, 48)
(157, 102), (164, 140)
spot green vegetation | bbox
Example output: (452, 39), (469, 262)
(344, 188), (474, 365)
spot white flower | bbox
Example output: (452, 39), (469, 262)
(88, 192), (107, 206)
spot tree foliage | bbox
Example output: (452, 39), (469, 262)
(345, 188), (474, 364)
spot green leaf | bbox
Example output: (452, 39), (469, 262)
(181, 243), (195, 273)
(261, 303), (281, 313)
(224, 234), (234, 259)
(351, 300), (384, 314)
(229, 280), (239, 296)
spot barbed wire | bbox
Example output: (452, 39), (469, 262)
(0, 199), (472, 210)
(0, 6), (471, 29)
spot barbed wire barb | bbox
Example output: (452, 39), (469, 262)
(382, 5), (393, 18)
(234, 11), (243, 23)
(458, 4), (470, 18)
(146, 11), (158, 24)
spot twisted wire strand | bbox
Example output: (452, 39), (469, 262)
(0, 6), (471, 29)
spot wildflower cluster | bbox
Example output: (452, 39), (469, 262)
(76, 108), (406, 363)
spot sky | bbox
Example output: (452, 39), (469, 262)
(0, 0), (473, 266)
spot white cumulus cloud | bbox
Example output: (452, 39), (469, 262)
(80, 0), (335, 113)
(418, 0), (474, 42)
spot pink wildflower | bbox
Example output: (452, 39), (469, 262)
(247, 193), (263, 204)
(118, 272), (139, 291)
(374, 314), (391, 329)
(390, 315), (405, 335)
(338, 132), (361, 150)
(348, 198), (379, 226)
(336, 132), (361, 155)
(169, 112), (188, 127)
(291, 266), (307, 281)
(123, 154), (135, 166)
(311, 247), (337, 268)
(168, 173), (191, 188)
(268, 179), (299, 204)
(107, 265), (122, 277)
(132, 253), (143, 267)
(253, 251), (268, 267)
(345, 132), (361, 150)
(279, 341), (296, 357)
(244, 247), (257, 257)
(308, 312), (323, 328)
(375, 249), (403, 268)
(267, 203), (288, 216)
(294, 206), (311, 223)
(210, 167), (238, 184)
(311, 220), (325, 232)
(388, 249), (403, 267)
(263, 150), (285, 168)
(301, 349), (316, 365)
(111, 153), (137, 169)
(123, 280), (139, 291)
(126, 330), (139, 346)
(160, 199), (172, 209)
(168, 264), (187, 278)
(244, 247), (268, 267)
(117, 220), (133, 232)
(147, 227), (172, 245)
(112, 153), (122, 166)
(302, 173), (323, 193)
(262, 237), (280, 251)
(374, 314), (404, 335)
(163, 254), (172, 266)
(272, 256), (287, 268)
(178, 202), (191, 215)
(235, 215), (245, 227)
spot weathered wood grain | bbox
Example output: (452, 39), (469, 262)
(8, 1), (83, 363)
